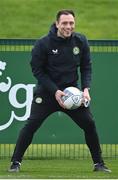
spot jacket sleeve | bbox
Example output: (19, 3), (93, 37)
(30, 39), (58, 95)
(80, 36), (92, 90)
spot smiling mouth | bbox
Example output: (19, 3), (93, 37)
(65, 30), (71, 34)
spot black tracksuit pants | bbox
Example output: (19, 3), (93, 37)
(11, 87), (103, 164)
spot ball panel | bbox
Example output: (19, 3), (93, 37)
(61, 87), (83, 110)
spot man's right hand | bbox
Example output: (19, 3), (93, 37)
(55, 90), (66, 109)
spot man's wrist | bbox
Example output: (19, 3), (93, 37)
(84, 87), (90, 91)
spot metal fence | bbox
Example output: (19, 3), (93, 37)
(0, 144), (118, 160)
(0, 39), (118, 52)
(0, 39), (118, 159)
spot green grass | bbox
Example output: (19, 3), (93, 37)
(0, 158), (118, 179)
(0, 0), (118, 39)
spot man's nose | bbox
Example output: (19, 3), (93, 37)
(66, 23), (71, 29)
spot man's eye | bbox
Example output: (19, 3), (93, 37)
(70, 22), (74, 25)
(63, 22), (67, 25)
(62, 22), (74, 25)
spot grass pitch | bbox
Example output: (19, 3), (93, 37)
(0, 158), (118, 179)
(0, 0), (118, 39)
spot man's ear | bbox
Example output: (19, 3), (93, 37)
(55, 21), (59, 28)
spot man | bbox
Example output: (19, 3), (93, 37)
(9, 10), (111, 173)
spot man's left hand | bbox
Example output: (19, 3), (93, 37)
(83, 88), (91, 101)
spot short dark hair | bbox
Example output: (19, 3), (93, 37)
(56, 9), (75, 21)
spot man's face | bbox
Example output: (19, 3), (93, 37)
(56, 14), (75, 38)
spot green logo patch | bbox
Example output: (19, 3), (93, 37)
(73, 47), (80, 55)
(35, 97), (42, 104)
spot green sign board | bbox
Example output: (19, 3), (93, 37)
(0, 51), (118, 144)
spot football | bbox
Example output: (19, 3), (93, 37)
(61, 87), (83, 110)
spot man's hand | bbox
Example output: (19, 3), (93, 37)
(83, 88), (91, 101)
(55, 90), (66, 109)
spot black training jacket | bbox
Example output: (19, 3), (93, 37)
(30, 23), (92, 95)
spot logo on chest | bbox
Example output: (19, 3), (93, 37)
(52, 49), (58, 54)
(73, 46), (80, 55)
